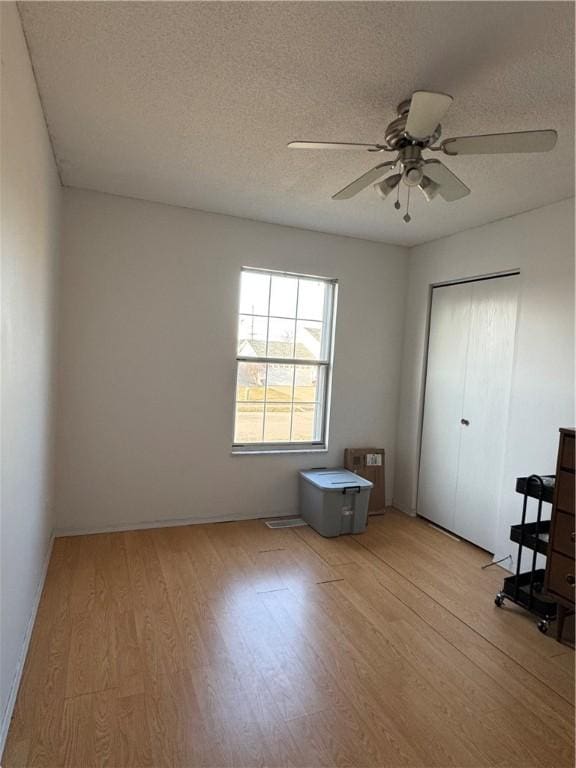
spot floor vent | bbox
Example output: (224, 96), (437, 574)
(265, 518), (308, 529)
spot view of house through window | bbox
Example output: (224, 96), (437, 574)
(234, 268), (337, 449)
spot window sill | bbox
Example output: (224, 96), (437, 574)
(231, 446), (328, 456)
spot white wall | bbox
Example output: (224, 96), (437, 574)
(55, 188), (408, 532)
(394, 198), (575, 565)
(0, 2), (61, 750)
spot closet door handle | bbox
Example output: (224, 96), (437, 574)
(460, 419), (470, 426)
(566, 574), (575, 587)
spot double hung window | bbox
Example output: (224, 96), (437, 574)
(233, 267), (337, 452)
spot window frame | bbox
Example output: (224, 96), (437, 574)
(232, 266), (338, 454)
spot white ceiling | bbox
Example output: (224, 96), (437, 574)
(20, 1), (575, 246)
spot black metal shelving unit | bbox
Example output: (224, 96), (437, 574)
(495, 474), (559, 633)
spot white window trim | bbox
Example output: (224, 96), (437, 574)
(232, 266), (338, 454)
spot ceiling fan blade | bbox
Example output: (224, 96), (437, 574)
(441, 130), (557, 156)
(405, 91), (453, 140)
(423, 160), (470, 202)
(332, 162), (396, 200)
(288, 141), (385, 151)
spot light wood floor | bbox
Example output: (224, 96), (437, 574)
(3, 510), (574, 767)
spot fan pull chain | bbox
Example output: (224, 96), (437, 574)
(403, 186), (412, 223)
(394, 183), (401, 210)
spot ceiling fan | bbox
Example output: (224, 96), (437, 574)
(288, 91), (557, 222)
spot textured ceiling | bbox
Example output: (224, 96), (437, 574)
(19, 1), (575, 246)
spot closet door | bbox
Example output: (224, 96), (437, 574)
(418, 275), (518, 552)
(453, 275), (518, 551)
(418, 281), (472, 532)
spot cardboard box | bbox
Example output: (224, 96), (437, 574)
(343, 448), (386, 514)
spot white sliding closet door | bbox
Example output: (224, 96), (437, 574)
(418, 281), (472, 534)
(453, 276), (518, 550)
(418, 275), (519, 552)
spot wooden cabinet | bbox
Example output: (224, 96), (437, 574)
(545, 428), (575, 642)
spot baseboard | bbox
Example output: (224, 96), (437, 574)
(54, 508), (295, 537)
(390, 501), (417, 518)
(0, 531), (54, 757)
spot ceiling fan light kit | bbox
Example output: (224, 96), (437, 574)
(374, 174), (401, 199)
(418, 176), (440, 203)
(288, 90), (558, 223)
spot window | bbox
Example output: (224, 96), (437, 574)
(233, 267), (337, 452)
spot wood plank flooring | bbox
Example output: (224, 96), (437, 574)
(3, 510), (574, 767)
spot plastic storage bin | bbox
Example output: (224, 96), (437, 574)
(299, 468), (373, 537)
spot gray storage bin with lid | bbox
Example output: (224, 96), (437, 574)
(299, 468), (373, 537)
